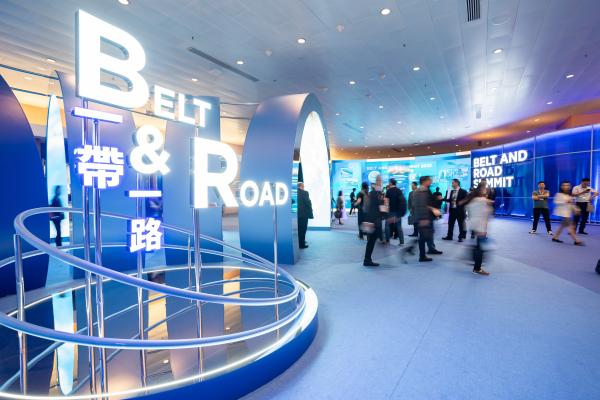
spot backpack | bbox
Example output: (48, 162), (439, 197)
(596, 259), (600, 275)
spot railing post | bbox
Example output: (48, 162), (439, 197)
(81, 98), (97, 394)
(13, 234), (27, 394)
(135, 173), (147, 388)
(271, 184), (280, 329)
(91, 118), (108, 396)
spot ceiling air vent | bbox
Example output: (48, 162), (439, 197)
(187, 47), (259, 82)
(466, 0), (481, 22)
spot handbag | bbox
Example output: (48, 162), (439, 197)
(334, 210), (341, 219)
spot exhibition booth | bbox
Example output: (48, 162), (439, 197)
(0, 10), (323, 399)
(331, 126), (599, 223)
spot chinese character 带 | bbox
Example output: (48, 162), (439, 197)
(129, 217), (162, 252)
(75, 145), (125, 189)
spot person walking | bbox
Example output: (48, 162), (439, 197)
(49, 185), (65, 247)
(404, 176), (442, 262)
(297, 182), (313, 249)
(442, 179), (467, 242)
(552, 181), (584, 245)
(464, 181), (493, 275)
(432, 186), (443, 210)
(572, 177), (598, 235)
(355, 182), (369, 239)
(363, 176), (384, 266)
(349, 188), (357, 215)
(385, 178), (407, 245)
(335, 190), (345, 225)
(529, 181), (553, 234)
(407, 181), (418, 237)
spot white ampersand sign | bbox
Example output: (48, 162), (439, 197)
(129, 125), (170, 175)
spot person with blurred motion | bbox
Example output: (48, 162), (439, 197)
(442, 179), (467, 242)
(552, 181), (584, 246)
(363, 175), (384, 266)
(349, 188), (357, 215)
(529, 181), (552, 235)
(572, 177), (598, 235)
(297, 182), (313, 249)
(407, 181), (419, 237)
(385, 178), (407, 245)
(49, 185), (65, 247)
(403, 176), (442, 262)
(463, 181), (493, 275)
(335, 190), (345, 225)
(355, 182), (369, 239)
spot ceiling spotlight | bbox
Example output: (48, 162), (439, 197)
(492, 48), (503, 54)
(46, 58), (56, 63)
(534, 118), (540, 122)
(336, 24), (345, 32)
(118, 0), (129, 4)
(526, 130), (531, 133)
(191, 78), (198, 82)
(24, 76), (32, 80)
(364, 145), (368, 148)
(412, 66), (421, 71)
(565, 74), (574, 79)
(440, 115), (445, 119)
(410, 132), (415, 135)
(433, 151), (436, 154)
(380, 8), (391, 16)
(491, 87), (497, 91)
(349, 80), (356, 85)
(335, 112), (340, 116)
(236, 60), (244, 65)
(360, 126), (364, 129)
(49, 81), (55, 85)
(348, 139), (352, 142)
(297, 38), (306, 44)
(265, 49), (273, 56)
(397, 121), (402, 124)
(546, 101), (553, 105)
(429, 97), (436, 101)
(378, 105), (384, 109)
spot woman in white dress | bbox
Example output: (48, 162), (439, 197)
(552, 181), (583, 246)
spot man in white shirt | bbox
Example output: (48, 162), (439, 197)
(572, 177), (598, 234)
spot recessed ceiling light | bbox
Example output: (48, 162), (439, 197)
(378, 105), (384, 109)
(565, 74), (574, 79)
(265, 49), (273, 56)
(46, 58), (56, 63)
(526, 130), (531, 133)
(191, 78), (198, 82)
(433, 151), (436, 154)
(336, 24), (345, 32)
(118, 0), (129, 4)
(297, 38), (306, 44)
(360, 126), (364, 129)
(455, 144), (459, 147)
(36, 66), (46, 71)
(349, 80), (356, 85)
(49, 81), (55, 85)
(236, 60), (244, 65)
(534, 118), (540, 122)
(429, 97), (436, 101)
(349, 139), (352, 142)
(380, 8), (391, 16)
(493, 48), (503, 54)
(546, 101), (553, 105)
(410, 132), (415, 135)
(364, 145), (368, 148)
(491, 87), (497, 91)
(335, 112), (340, 116)
(440, 115), (445, 119)
(391, 143), (395, 146)
(412, 66), (421, 71)
(24, 76), (32, 80)
(397, 121), (402, 124)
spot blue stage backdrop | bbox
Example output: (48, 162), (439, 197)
(331, 154), (471, 208)
(471, 125), (599, 222)
(0, 74), (49, 297)
(58, 72), (138, 277)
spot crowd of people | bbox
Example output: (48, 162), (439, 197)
(332, 176), (597, 276)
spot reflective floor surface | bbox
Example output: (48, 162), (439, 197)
(243, 216), (600, 400)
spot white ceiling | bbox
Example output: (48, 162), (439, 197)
(1, 0), (600, 151)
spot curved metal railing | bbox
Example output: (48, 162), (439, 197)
(0, 206), (310, 399)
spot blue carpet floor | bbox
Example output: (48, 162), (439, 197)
(242, 216), (600, 400)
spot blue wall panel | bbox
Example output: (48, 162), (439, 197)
(535, 126), (592, 157)
(0, 74), (49, 296)
(57, 72), (137, 277)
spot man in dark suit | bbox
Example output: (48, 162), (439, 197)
(297, 182), (313, 249)
(363, 175), (384, 266)
(442, 179), (468, 242)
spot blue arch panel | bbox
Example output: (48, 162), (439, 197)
(239, 93), (329, 264)
(0, 74), (49, 297)
(57, 72), (137, 277)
